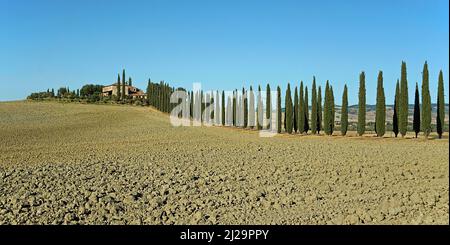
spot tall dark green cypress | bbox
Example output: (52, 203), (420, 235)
(341, 85), (348, 136)
(277, 86), (282, 133)
(375, 71), (386, 137)
(323, 82), (329, 134)
(146, 79), (151, 104)
(330, 86), (335, 133)
(257, 86), (262, 130)
(206, 92), (211, 124)
(421, 61), (431, 137)
(232, 90), (236, 126)
(393, 80), (400, 137)
(285, 83), (293, 133)
(122, 69), (126, 100)
(293, 86), (299, 133)
(311, 77), (317, 134)
(195, 91), (200, 121)
(357, 71), (366, 136)
(201, 90), (205, 122)
(189, 91), (194, 119)
(266, 84), (271, 130)
(304, 87), (309, 133)
(249, 86), (255, 128)
(437, 70), (445, 139)
(129, 77), (132, 86)
(243, 87), (248, 128)
(323, 81), (332, 135)
(298, 82), (305, 134)
(317, 86), (322, 134)
(399, 61), (408, 137)
(222, 91), (225, 126)
(117, 74), (121, 100)
(413, 82), (420, 138)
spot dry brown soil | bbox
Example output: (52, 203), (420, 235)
(0, 101), (448, 224)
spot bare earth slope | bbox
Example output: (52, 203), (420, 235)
(0, 101), (448, 224)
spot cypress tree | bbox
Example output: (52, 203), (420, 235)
(323, 82), (329, 134)
(227, 95), (232, 125)
(277, 86), (282, 133)
(129, 77), (132, 86)
(243, 87), (248, 128)
(232, 90), (236, 126)
(237, 93), (242, 127)
(207, 93), (212, 124)
(311, 77), (317, 134)
(413, 82), (420, 138)
(249, 86), (255, 128)
(437, 70), (445, 139)
(341, 85), (348, 136)
(161, 83), (164, 110)
(317, 86), (322, 134)
(194, 91), (199, 121)
(357, 71), (366, 136)
(304, 87), (309, 133)
(294, 86), (299, 132)
(257, 86), (263, 130)
(330, 86), (335, 133)
(222, 91), (225, 126)
(298, 82), (305, 134)
(163, 83), (167, 111)
(284, 99), (286, 131)
(323, 81), (332, 135)
(122, 69), (126, 100)
(191, 90), (194, 119)
(393, 80), (400, 137)
(421, 62), (431, 137)
(146, 79), (151, 105)
(201, 90), (205, 122)
(399, 61), (408, 137)
(209, 92), (214, 124)
(266, 84), (271, 129)
(117, 74), (121, 100)
(161, 82), (165, 111)
(375, 71), (386, 137)
(215, 91), (220, 125)
(285, 83), (293, 133)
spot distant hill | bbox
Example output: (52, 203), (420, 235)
(281, 104), (449, 124)
(338, 103), (449, 124)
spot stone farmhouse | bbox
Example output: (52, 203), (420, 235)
(102, 83), (146, 99)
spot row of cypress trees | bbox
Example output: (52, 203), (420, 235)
(146, 80), (175, 113)
(145, 61), (446, 138)
(389, 62), (446, 139)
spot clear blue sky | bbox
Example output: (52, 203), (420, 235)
(1, 0), (448, 104)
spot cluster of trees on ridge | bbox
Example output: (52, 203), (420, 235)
(27, 69), (146, 104)
(28, 84), (105, 103)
